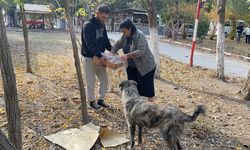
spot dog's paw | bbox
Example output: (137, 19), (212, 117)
(137, 143), (145, 149)
(127, 146), (135, 150)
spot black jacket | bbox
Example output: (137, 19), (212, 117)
(81, 16), (111, 58)
(237, 25), (244, 33)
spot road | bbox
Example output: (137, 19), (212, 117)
(108, 32), (250, 77)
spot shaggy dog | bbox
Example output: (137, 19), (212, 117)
(119, 80), (206, 150)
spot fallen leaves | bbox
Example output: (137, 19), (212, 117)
(0, 31), (248, 150)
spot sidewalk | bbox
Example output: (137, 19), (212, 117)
(161, 38), (250, 62)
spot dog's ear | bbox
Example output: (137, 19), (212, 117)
(119, 82), (123, 88)
(119, 80), (126, 89)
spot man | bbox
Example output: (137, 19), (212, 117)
(81, 5), (112, 109)
(244, 24), (250, 44)
(236, 23), (244, 43)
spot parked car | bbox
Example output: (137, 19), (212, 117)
(178, 23), (194, 38)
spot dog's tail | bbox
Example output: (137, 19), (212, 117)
(181, 105), (206, 122)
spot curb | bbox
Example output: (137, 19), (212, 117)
(161, 39), (250, 62)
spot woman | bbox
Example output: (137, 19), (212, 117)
(112, 19), (157, 102)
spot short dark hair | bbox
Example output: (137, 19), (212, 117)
(97, 5), (110, 14)
(119, 19), (137, 35)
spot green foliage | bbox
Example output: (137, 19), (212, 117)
(197, 12), (209, 39)
(14, 0), (23, 5)
(227, 0), (249, 19)
(161, 0), (197, 24)
(75, 8), (87, 17)
(0, 0), (15, 7)
(226, 0), (249, 39)
(0, 0), (8, 5)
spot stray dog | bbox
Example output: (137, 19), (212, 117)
(119, 80), (206, 150)
(107, 64), (126, 92)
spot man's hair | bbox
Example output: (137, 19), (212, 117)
(97, 5), (110, 14)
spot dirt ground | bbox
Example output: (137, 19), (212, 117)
(0, 30), (250, 150)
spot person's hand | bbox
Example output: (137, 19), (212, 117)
(111, 51), (118, 55)
(120, 54), (128, 62)
(99, 57), (106, 65)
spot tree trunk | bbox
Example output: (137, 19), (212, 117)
(171, 22), (178, 41)
(216, 0), (226, 80)
(0, 130), (16, 150)
(0, 6), (22, 150)
(149, 27), (160, 78)
(229, 18), (236, 40)
(20, 5), (32, 73)
(209, 22), (216, 40)
(240, 70), (250, 100)
(141, 0), (160, 78)
(64, 0), (89, 124)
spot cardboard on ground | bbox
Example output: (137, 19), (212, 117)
(44, 123), (129, 150)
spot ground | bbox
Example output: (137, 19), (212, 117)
(162, 37), (250, 57)
(0, 30), (250, 150)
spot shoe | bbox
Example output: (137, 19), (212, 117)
(97, 99), (110, 108)
(89, 102), (101, 109)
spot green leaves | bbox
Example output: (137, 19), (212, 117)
(0, 0), (10, 7)
(75, 8), (87, 17)
(0, 0), (23, 7)
(0, 0), (8, 4)
(55, 7), (65, 13)
(14, 0), (23, 5)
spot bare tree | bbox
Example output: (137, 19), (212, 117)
(162, 0), (181, 41)
(0, 6), (22, 150)
(0, 129), (16, 150)
(239, 70), (250, 100)
(20, 5), (32, 73)
(64, 0), (89, 124)
(141, 0), (160, 77)
(216, 0), (227, 80)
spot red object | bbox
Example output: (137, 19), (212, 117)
(190, 0), (202, 67)
(26, 19), (48, 25)
(26, 20), (43, 25)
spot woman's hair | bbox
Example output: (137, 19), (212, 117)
(119, 19), (137, 35)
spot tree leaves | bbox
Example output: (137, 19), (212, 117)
(75, 8), (87, 17)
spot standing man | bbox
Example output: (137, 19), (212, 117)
(244, 24), (250, 44)
(81, 5), (112, 109)
(236, 23), (244, 43)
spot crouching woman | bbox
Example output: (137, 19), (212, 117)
(112, 19), (157, 102)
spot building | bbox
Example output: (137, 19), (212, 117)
(16, 4), (51, 29)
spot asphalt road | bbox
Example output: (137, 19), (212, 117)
(108, 32), (250, 77)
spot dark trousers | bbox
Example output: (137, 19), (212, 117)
(237, 32), (242, 43)
(126, 67), (156, 98)
(246, 35), (250, 44)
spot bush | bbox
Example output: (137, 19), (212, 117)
(197, 13), (210, 39)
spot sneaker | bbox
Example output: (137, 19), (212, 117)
(97, 99), (110, 108)
(89, 102), (101, 110)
